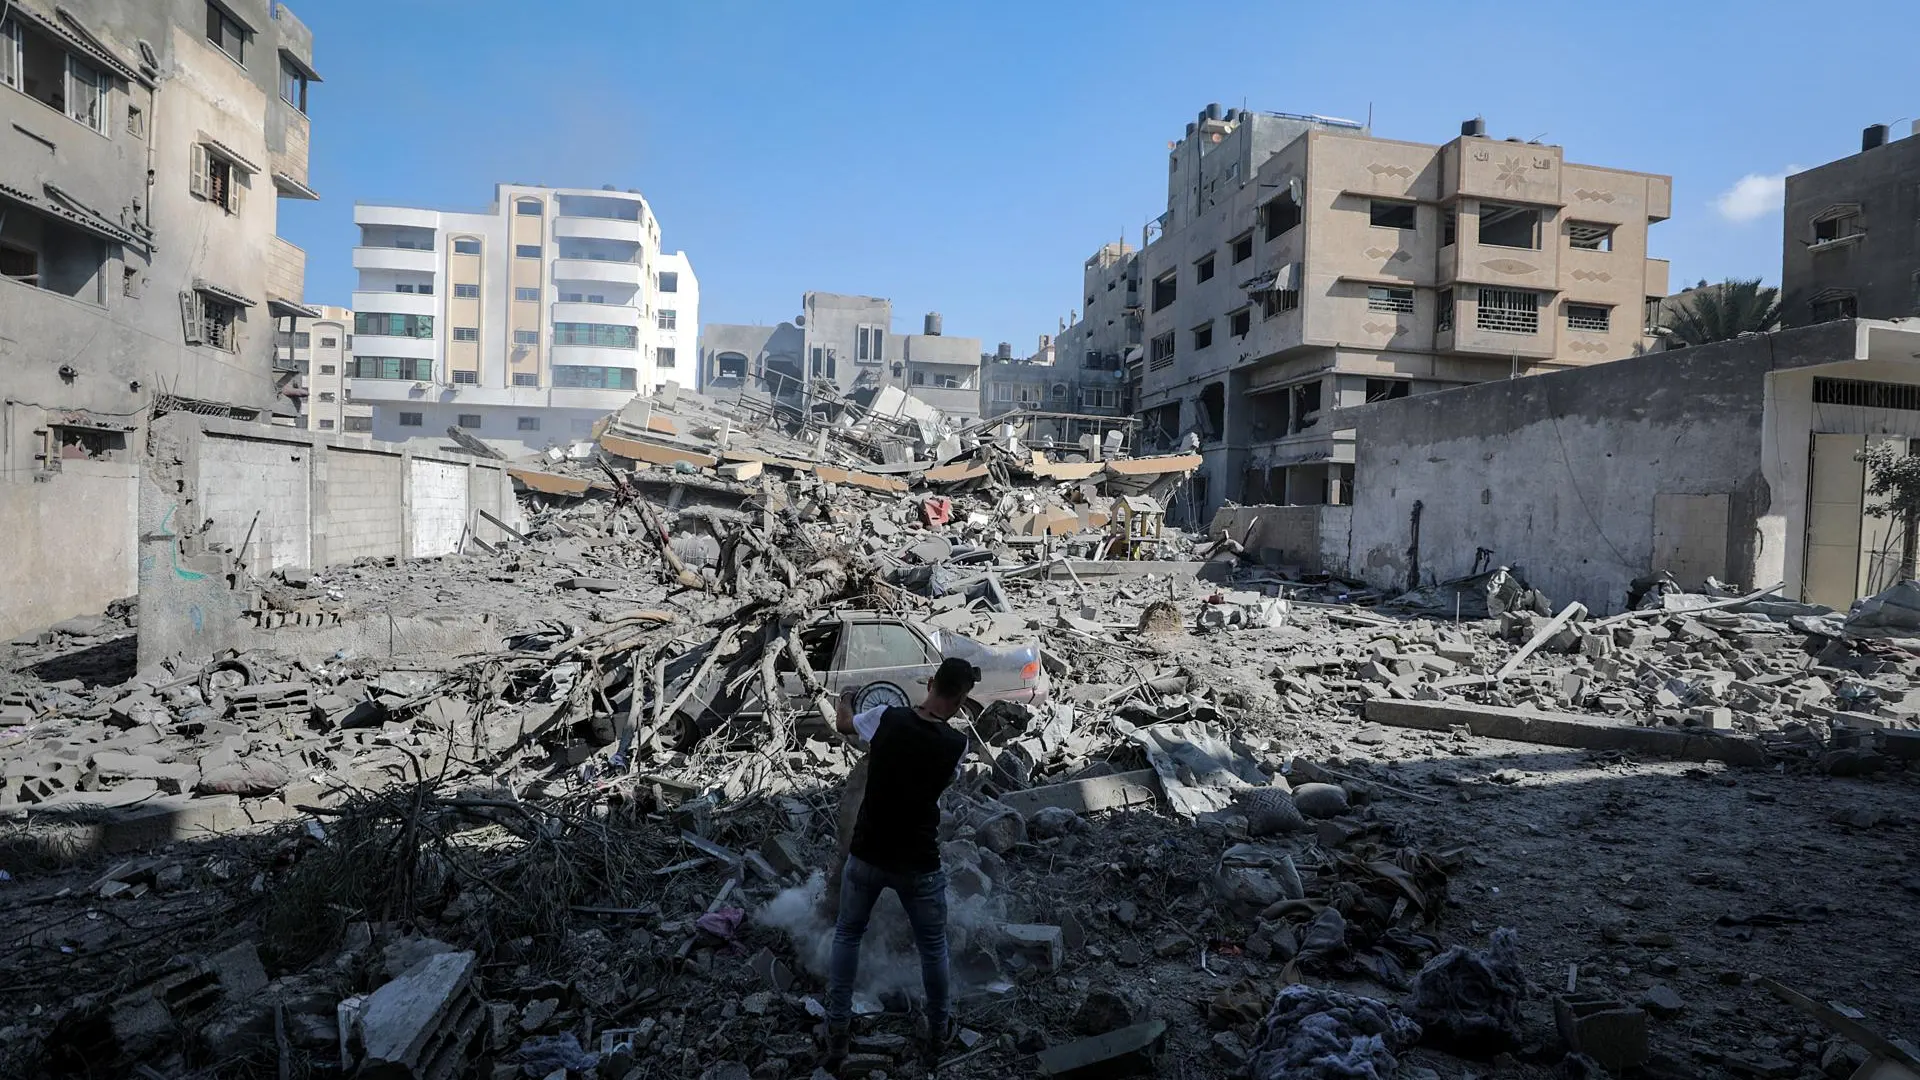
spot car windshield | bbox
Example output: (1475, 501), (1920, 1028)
(841, 622), (931, 669)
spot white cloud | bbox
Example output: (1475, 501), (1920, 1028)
(1713, 168), (1800, 224)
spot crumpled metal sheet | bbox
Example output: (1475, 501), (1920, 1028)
(1124, 721), (1268, 818)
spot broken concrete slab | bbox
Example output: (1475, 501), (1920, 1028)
(1036, 1019), (1167, 1079)
(1365, 699), (1768, 767)
(996, 769), (1159, 819)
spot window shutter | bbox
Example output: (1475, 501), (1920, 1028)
(189, 144), (209, 200)
(179, 291), (202, 345)
(228, 172), (244, 216)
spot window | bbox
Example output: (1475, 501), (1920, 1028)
(658, 271), (678, 293)
(552, 365), (638, 390)
(398, 412), (423, 427)
(843, 623), (934, 670)
(1476, 287), (1539, 334)
(394, 283), (416, 293)
(274, 330), (311, 349)
(992, 384), (1012, 402)
(352, 356), (433, 380)
(657, 309), (677, 330)
(1565, 303), (1611, 332)
(279, 56), (307, 112)
(518, 417), (540, 431)
(1262, 192), (1301, 240)
(1082, 388), (1119, 409)
(559, 292), (583, 303)
(319, 337), (338, 348)
(1086, 294), (1096, 310)
(587, 294), (605, 304)
(515, 286), (539, 302)
(354, 312), (434, 339)
(1, 21), (20, 93)
(1196, 254), (1215, 283)
(857, 325), (885, 363)
(1052, 383), (1068, 400)
(346, 416), (373, 432)
(67, 57), (105, 134)
(1370, 200), (1417, 230)
(515, 199), (542, 216)
(1151, 271), (1176, 312)
(1567, 221), (1614, 251)
(1809, 294), (1858, 323)
(457, 414), (481, 429)
(1229, 307), (1251, 337)
(1192, 321), (1213, 350)
(1813, 209), (1864, 244)
(513, 373), (539, 387)
(1149, 331), (1175, 371)
(1477, 203), (1541, 249)
(553, 322), (636, 348)
(910, 370), (925, 386)
(317, 391), (336, 403)
(190, 145), (244, 215)
(453, 238), (482, 255)
(811, 346), (825, 376)
(513, 329), (539, 345)
(126, 103), (145, 138)
(185, 291), (239, 351)
(1442, 210), (1457, 246)
(1365, 379), (1410, 402)
(316, 418), (334, 430)
(1261, 288), (1300, 319)
(206, 3), (246, 65)
(451, 369), (478, 385)
(453, 283), (479, 298)
(1437, 288), (1454, 332)
(1366, 286), (1415, 314)
(1230, 232), (1254, 264)
(658, 347), (676, 368)
(1, 206), (107, 301)
(515, 244), (540, 259)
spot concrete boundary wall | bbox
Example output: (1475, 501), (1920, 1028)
(139, 415), (525, 665)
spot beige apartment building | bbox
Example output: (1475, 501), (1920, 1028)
(1136, 111), (1670, 519)
(272, 304), (370, 435)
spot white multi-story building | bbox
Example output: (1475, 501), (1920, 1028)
(349, 184), (698, 452)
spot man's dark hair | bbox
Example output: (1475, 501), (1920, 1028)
(930, 658), (980, 698)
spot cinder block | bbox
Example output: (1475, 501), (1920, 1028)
(1555, 993), (1648, 1072)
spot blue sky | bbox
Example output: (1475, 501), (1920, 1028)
(281, 0), (1914, 351)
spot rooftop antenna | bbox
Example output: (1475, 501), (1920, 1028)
(1528, 131), (1549, 143)
(1367, 102), (1373, 131)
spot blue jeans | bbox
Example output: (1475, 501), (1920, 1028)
(826, 855), (949, 1030)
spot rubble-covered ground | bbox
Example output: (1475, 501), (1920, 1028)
(4, 400), (1919, 1080)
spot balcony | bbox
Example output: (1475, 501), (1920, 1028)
(552, 301), (642, 327)
(354, 246), (438, 273)
(266, 237), (305, 305)
(555, 215), (647, 243)
(551, 385), (643, 410)
(351, 332), (437, 360)
(355, 204), (440, 230)
(550, 343), (640, 369)
(552, 258), (644, 287)
(353, 290), (437, 316)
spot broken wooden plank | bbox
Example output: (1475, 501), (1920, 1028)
(1365, 699), (1767, 767)
(476, 509), (527, 543)
(996, 769), (1160, 818)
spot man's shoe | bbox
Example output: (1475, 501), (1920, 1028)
(921, 1017), (955, 1071)
(822, 1024), (850, 1071)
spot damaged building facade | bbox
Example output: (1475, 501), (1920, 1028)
(699, 292), (983, 425)
(1782, 122), (1920, 327)
(980, 241), (1143, 449)
(0, 0), (323, 640)
(1329, 319), (1920, 613)
(349, 185), (698, 452)
(270, 303), (370, 435)
(1127, 108), (1670, 522)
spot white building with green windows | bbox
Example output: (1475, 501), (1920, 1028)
(349, 184), (697, 452)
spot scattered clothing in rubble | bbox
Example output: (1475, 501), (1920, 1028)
(511, 1033), (599, 1077)
(1403, 927), (1527, 1053)
(1247, 983), (1422, 1080)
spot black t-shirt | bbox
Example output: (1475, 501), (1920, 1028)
(850, 706), (967, 875)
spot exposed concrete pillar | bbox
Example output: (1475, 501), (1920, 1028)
(309, 438), (330, 569)
(399, 446), (414, 559)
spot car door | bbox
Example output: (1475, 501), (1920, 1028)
(833, 620), (940, 710)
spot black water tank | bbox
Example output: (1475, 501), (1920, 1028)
(1205, 103), (1223, 122)
(1461, 117), (1486, 138)
(997, 342), (1013, 360)
(924, 312), (942, 336)
(1186, 122), (1196, 137)
(1864, 124), (1889, 151)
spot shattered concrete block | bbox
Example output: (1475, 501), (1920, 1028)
(1554, 993), (1648, 1072)
(1687, 707), (1733, 731)
(353, 951), (483, 1079)
(1000, 924), (1064, 972)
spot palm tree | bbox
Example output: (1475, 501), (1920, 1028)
(1660, 278), (1784, 347)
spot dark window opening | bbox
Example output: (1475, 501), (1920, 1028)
(1, 205), (105, 301)
(1565, 303), (1611, 332)
(1567, 221), (1614, 251)
(398, 412), (423, 427)
(1149, 331), (1175, 370)
(353, 356), (434, 380)
(1289, 379), (1323, 435)
(1229, 307), (1251, 337)
(279, 56), (307, 112)
(1192, 322), (1213, 350)
(1151, 271), (1176, 312)
(206, 3), (246, 64)
(1813, 211), (1863, 244)
(52, 425), (127, 462)
(345, 416), (373, 432)
(189, 292), (239, 351)
(1476, 287), (1540, 334)
(1442, 210), (1457, 246)
(553, 365), (638, 390)
(1365, 378), (1410, 402)
(716, 352), (748, 378)
(659, 271), (678, 292)
(451, 370), (478, 384)
(1370, 199), (1417, 230)
(1478, 203), (1541, 249)
(1437, 288), (1454, 333)
(1261, 288), (1300, 319)
(1262, 192), (1301, 241)
(1230, 232), (1253, 264)
(1196, 254), (1215, 283)
(1197, 382), (1225, 442)
(1809, 294), (1858, 323)
(356, 312), (435, 338)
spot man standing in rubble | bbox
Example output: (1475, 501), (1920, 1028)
(823, 658), (976, 1074)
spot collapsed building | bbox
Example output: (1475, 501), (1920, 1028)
(4, 355), (1919, 1080)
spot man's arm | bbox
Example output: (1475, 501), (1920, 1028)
(833, 688), (857, 735)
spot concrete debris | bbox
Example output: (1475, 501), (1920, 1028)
(3, 379), (1919, 1080)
